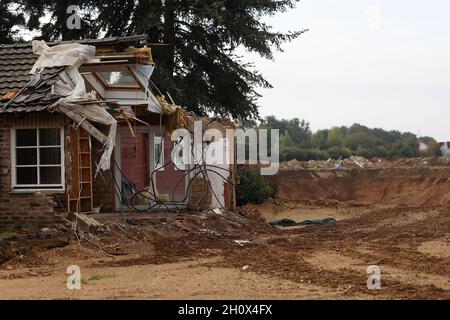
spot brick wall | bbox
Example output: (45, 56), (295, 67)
(187, 177), (212, 210)
(91, 139), (115, 212)
(0, 114), (66, 231)
(0, 193), (62, 230)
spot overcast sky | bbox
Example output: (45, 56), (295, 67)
(244, 0), (450, 141)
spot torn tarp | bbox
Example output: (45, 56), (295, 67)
(31, 40), (117, 172)
(31, 40), (95, 74)
(55, 96), (117, 172)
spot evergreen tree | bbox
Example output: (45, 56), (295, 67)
(0, 1), (25, 43)
(8, 0), (306, 120)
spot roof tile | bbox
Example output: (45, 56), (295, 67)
(0, 44), (63, 113)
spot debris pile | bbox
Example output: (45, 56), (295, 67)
(279, 156), (449, 171)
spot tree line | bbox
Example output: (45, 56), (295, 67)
(257, 116), (442, 162)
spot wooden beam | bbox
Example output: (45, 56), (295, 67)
(83, 60), (130, 66)
(59, 107), (109, 145)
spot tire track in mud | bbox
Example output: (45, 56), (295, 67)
(83, 204), (450, 299)
(187, 204), (450, 299)
(210, 245), (449, 299)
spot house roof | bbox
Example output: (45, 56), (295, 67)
(0, 35), (149, 114)
(0, 45), (64, 113)
(0, 34), (148, 49)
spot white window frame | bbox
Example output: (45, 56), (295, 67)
(96, 70), (141, 89)
(154, 135), (164, 171)
(11, 127), (65, 192)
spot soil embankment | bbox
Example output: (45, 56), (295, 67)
(269, 167), (450, 207)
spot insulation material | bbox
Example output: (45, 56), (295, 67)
(156, 95), (186, 134)
(31, 40), (117, 171)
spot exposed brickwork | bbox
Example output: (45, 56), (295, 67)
(187, 177), (212, 210)
(0, 193), (63, 229)
(91, 139), (115, 212)
(0, 114), (66, 231)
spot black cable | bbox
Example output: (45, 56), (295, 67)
(109, 120), (236, 213)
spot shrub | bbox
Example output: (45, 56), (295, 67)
(280, 147), (330, 162)
(372, 146), (388, 158)
(305, 149), (330, 160)
(237, 170), (273, 206)
(355, 147), (374, 159)
(280, 147), (307, 161)
(327, 146), (352, 160)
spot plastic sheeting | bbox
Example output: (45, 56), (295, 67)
(32, 40), (94, 98)
(130, 65), (154, 88)
(56, 97), (117, 172)
(129, 64), (162, 113)
(31, 41), (95, 74)
(31, 40), (117, 172)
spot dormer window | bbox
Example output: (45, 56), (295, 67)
(96, 70), (140, 89)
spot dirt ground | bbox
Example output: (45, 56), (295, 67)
(0, 202), (449, 299)
(0, 167), (449, 300)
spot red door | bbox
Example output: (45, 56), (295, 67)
(120, 132), (149, 191)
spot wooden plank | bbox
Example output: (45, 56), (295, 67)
(83, 60), (130, 66)
(78, 129), (93, 214)
(68, 126), (93, 214)
(69, 127), (80, 203)
(60, 107), (109, 145)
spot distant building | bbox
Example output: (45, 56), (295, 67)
(439, 142), (450, 157)
(418, 142), (429, 152)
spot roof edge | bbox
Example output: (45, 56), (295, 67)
(0, 34), (148, 49)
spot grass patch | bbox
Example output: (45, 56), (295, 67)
(88, 274), (114, 281)
(22, 223), (39, 232)
(0, 231), (16, 240)
(81, 274), (115, 285)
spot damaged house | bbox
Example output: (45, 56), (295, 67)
(0, 35), (235, 231)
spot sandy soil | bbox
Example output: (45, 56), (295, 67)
(0, 258), (355, 300)
(0, 199), (449, 300)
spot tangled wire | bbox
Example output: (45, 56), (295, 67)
(111, 127), (235, 213)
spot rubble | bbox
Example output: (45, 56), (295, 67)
(233, 240), (251, 246)
(279, 156), (449, 171)
(67, 212), (102, 234)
